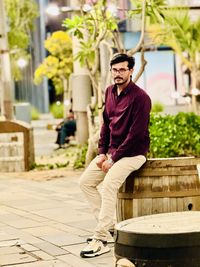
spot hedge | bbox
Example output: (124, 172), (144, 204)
(149, 112), (200, 158)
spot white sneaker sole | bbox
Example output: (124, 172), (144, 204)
(80, 246), (111, 258)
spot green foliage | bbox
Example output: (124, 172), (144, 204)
(73, 144), (88, 169)
(151, 101), (164, 113)
(50, 103), (64, 119)
(155, 9), (200, 69)
(129, 0), (167, 25)
(31, 106), (40, 120)
(63, 0), (118, 69)
(5, 0), (39, 80)
(133, 0), (200, 71)
(61, 112), (200, 168)
(149, 112), (200, 158)
(64, 15), (85, 39)
(34, 31), (73, 95)
(31, 161), (69, 170)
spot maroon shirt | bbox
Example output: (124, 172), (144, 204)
(98, 81), (151, 162)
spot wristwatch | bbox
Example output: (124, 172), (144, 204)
(107, 158), (114, 165)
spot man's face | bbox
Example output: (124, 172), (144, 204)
(111, 61), (133, 85)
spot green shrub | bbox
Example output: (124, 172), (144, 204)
(73, 144), (88, 169)
(151, 101), (164, 113)
(50, 102), (64, 118)
(149, 112), (200, 158)
(31, 106), (40, 120)
(69, 112), (200, 168)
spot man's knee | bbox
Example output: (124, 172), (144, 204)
(79, 170), (93, 192)
(102, 178), (118, 195)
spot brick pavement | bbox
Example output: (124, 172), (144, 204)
(0, 115), (115, 266)
(0, 171), (115, 267)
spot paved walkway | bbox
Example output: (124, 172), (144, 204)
(0, 115), (116, 267)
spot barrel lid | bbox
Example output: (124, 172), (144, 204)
(115, 211), (200, 248)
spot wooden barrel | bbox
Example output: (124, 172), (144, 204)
(115, 211), (200, 267)
(117, 157), (200, 222)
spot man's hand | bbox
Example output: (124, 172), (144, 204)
(96, 154), (107, 169)
(101, 158), (114, 173)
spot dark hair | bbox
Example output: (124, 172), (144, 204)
(110, 53), (135, 69)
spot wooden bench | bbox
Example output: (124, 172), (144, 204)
(0, 120), (35, 171)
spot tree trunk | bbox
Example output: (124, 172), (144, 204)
(85, 104), (99, 166)
(0, 0), (13, 120)
(190, 69), (198, 115)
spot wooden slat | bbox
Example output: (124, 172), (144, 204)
(117, 158), (200, 221)
(118, 189), (200, 199)
(144, 157), (200, 168)
(132, 169), (198, 177)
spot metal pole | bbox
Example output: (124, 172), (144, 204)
(0, 0), (13, 120)
(39, 0), (49, 113)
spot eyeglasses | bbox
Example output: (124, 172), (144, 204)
(111, 68), (130, 74)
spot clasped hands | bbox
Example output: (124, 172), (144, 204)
(96, 154), (114, 173)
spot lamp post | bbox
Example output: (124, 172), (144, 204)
(0, 0), (13, 120)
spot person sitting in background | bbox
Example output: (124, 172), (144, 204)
(55, 111), (76, 148)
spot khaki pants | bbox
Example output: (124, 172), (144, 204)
(79, 155), (146, 241)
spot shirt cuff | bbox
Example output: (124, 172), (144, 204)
(98, 148), (108, 155)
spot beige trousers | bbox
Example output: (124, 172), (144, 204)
(79, 155), (146, 241)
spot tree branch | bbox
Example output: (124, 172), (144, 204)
(127, 0), (146, 56)
(133, 44), (147, 83)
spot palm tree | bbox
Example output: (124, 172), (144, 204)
(146, 5), (200, 113)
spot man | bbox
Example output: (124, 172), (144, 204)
(79, 53), (151, 258)
(55, 111), (76, 148)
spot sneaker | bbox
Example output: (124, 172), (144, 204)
(86, 229), (115, 243)
(80, 239), (110, 258)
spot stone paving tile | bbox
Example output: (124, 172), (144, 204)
(0, 196), (44, 208)
(7, 259), (71, 267)
(31, 207), (95, 223)
(0, 252), (37, 266)
(0, 231), (17, 242)
(57, 254), (98, 267)
(39, 232), (85, 246)
(33, 241), (68, 256)
(20, 243), (39, 252)
(0, 168), (117, 267)
(0, 239), (25, 247)
(61, 243), (84, 256)
(23, 226), (66, 237)
(67, 219), (96, 232)
(3, 218), (44, 229)
(84, 247), (115, 267)
(49, 222), (93, 237)
(19, 201), (68, 212)
(0, 213), (25, 224)
(20, 213), (50, 223)
(31, 250), (55, 260)
(62, 242), (115, 267)
(10, 232), (44, 245)
(62, 243), (115, 258)
(0, 246), (21, 255)
(0, 225), (27, 240)
(1, 206), (50, 222)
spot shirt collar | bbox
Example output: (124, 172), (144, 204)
(112, 81), (133, 95)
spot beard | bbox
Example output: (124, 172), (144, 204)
(114, 77), (128, 85)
